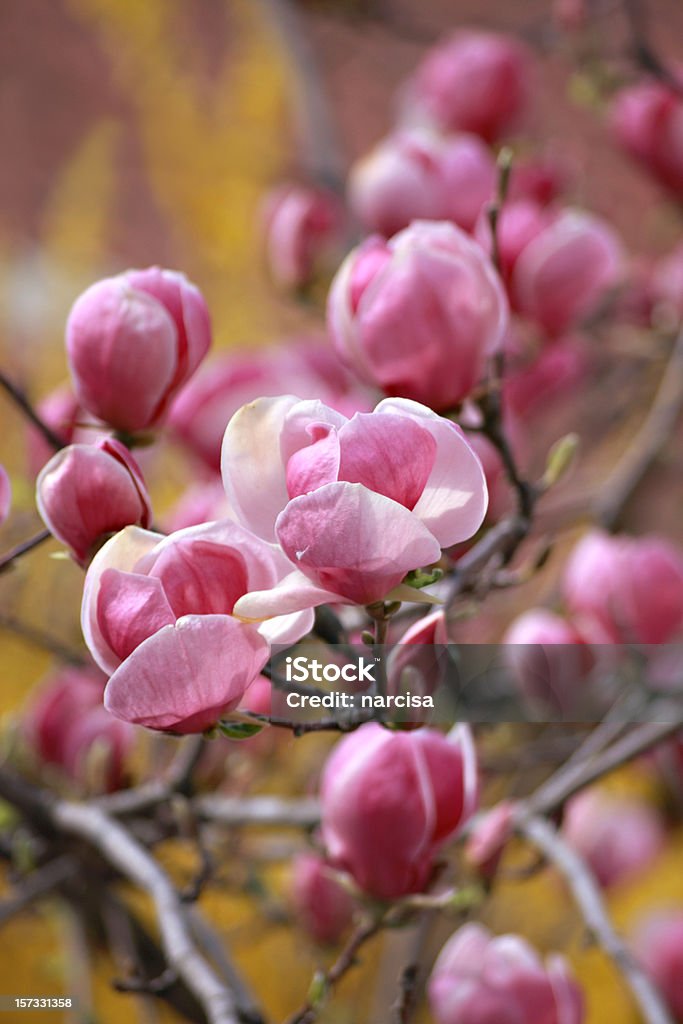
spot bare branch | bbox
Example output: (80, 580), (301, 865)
(517, 813), (674, 1024)
(0, 371), (65, 451)
(595, 325), (683, 530)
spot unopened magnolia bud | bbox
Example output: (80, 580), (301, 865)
(66, 267), (211, 432)
(36, 438), (152, 565)
(291, 853), (354, 944)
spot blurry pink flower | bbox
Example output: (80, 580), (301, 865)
(261, 184), (343, 291)
(632, 910), (683, 1019)
(503, 609), (597, 716)
(474, 199), (552, 293)
(610, 77), (683, 198)
(0, 465), (10, 527)
(169, 337), (369, 474)
(28, 384), (81, 477)
(162, 480), (233, 533)
(465, 802), (515, 880)
(503, 334), (589, 417)
(348, 129), (496, 236)
(401, 31), (534, 142)
(428, 923), (585, 1024)
(386, 609), (451, 715)
(222, 395), (488, 610)
(328, 221), (508, 411)
(508, 154), (574, 205)
(291, 853), (354, 944)
(562, 531), (683, 644)
(320, 723), (478, 900)
(563, 789), (665, 888)
(36, 438), (152, 565)
(511, 209), (622, 335)
(66, 267), (211, 433)
(24, 666), (133, 792)
(81, 521), (314, 733)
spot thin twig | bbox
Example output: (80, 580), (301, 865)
(0, 528), (52, 574)
(0, 371), (65, 451)
(194, 796), (320, 830)
(283, 916), (384, 1024)
(517, 813), (674, 1024)
(595, 325), (683, 529)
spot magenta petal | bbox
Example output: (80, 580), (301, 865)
(97, 568), (176, 661)
(338, 413), (436, 509)
(148, 538), (249, 617)
(0, 465), (11, 527)
(103, 614), (270, 733)
(286, 424), (340, 498)
(276, 482), (441, 605)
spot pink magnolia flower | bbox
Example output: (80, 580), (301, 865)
(563, 790), (665, 888)
(261, 184), (343, 291)
(320, 723), (478, 900)
(348, 129), (496, 236)
(503, 334), (589, 417)
(474, 199), (552, 293)
(66, 267), (211, 433)
(291, 853), (354, 945)
(465, 802), (515, 880)
(0, 465), (10, 527)
(562, 531), (683, 644)
(169, 337), (369, 474)
(428, 923), (585, 1024)
(327, 221), (508, 411)
(222, 395), (488, 611)
(36, 438), (152, 565)
(24, 666), (134, 792)
(162, 480), (233, 533)
(503, 609), (597, 716)
(401, 31), (534, 142)
(632, 911), (683, 1019)
(508, 155), (574, 205)
(610, 77), (683, 198)
(81, 521), (314, 733)
(386, 610), (451, 718)
(512, 209), (622, 334)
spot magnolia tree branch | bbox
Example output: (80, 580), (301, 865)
(0, 528), (52, 574)
(595, 325), (683, 530)
(0, 370), (65, 451)
(517, 813), (674, 1024)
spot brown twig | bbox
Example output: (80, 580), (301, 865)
(0, 528), (52, 574)
(283, 916), (384, 1024)
(0, 371), (65, 451)
(517, 813), (674, 1024)
(595, 325), (683, 529)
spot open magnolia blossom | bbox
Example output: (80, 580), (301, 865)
(221, 395), (488, 612)
(81, 521), (314, 733)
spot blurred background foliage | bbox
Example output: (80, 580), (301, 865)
(1, 1), (683, 1021)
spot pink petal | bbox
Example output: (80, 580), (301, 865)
(337, 413), (436, 510)
(0, 465), (10, 526)
(375, 398), (488, 545)
(103, 614), (269, 733)
(97, 569), (176, 661)
(82, 527), (163, 675)
(221, 395), (300, 540)
(149, 539), (249, 617)
(286, 424), (341, 498)
(234, 570), (342, 620)
(275, 481), (441, 605)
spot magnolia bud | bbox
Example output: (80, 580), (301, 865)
(320, 723), (478, 900)
(327, 221), (508, 411)
(261, 184), (343, 291)
(66, 267), (211, 432)
(36, 438), (152, 565)
(291, 853), (354, 944)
